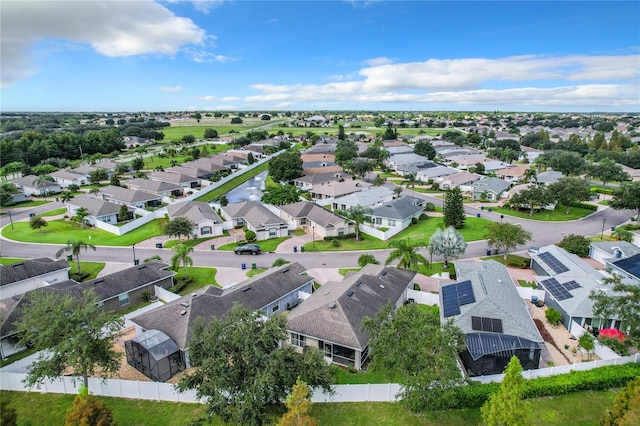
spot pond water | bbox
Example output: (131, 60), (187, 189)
(224, 170), (267, 203)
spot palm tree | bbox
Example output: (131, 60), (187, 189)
(55, 239), (96, 275)
(393, 185), (403, 198)
(171, 243), (193, 279)
(428, 226), (467, 268)
(404, 173), (418, 191)
(33, 175), (55, 196)
(73, 207), (90, 228)
(60, 191), (74, 203)
(522, 167), (538, 185)
(343, 205), (373, 241)
(385, 239), (427, 270)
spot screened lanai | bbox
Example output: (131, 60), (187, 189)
(125, 329), (183, 382)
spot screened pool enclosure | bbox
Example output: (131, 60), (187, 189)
(125, 329), (183, 382)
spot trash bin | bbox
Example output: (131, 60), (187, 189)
(488, 207), (492, 212)
(66, 255), (73, 261)
(481, 206), (484, 210)
(134, 259), (140, 265)
(486, 249), (491, 256)
(476, 213), (481, 218)
(155, 243), (163, 249)
(29, 213), (35, 218)
(210, 244), (215, 250)
(251, 262), (256, 270)
(241, 263), (246, 270)
(611, 226), (616, 231)
(300, 246), (305, 252)
(293, 245), (298, 253)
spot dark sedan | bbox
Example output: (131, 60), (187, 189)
(234, 243), (261, 255)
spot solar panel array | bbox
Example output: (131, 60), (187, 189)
(562, 280), (581, 291)
(442, 280), (476, 317)
(542, 278), (573, 301)
(538, 252), (569, 274)
(471, 316), (504, 333)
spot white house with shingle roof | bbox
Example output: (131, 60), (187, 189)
(12, 175), (62, 196)
(124, 178), (184, 198)
(310, 180), (370, 205)
(285, 264), (416, 370)
(330, 187), (394, 211)
(166, 201), (224, 237)
(49, 169), (87, 187)
(0, 258), (70, 299)
(221, 201), (288, 240)
(279, 201), (353, 238)
(66, 194), (122, 225)
(98, 185), (162, 209)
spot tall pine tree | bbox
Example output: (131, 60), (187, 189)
(443, 187), (465, 229)
(481, 356), (531, 426)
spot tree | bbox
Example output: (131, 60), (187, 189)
(278, 377), (318, 426)
(601, 376), (640, 426)
(522, 167), (538, 184)
(73, 207), (90, 228)
(193, 112), (201, 123)
(358, 254), (379, 267)
(60, 190), (74, 203)
(0, 182), (18, 207)
(247, 152), (255, 165)
(261, 184), (300, 205)
(474, 162), (485, 175)
(429, 226), (466, 268)
(114, 163), (130, 175)
(182, 134), (196, 145)
(15, 289), (123, 390)
(609, 181), (640, 220)
(29, 215), (47, 232)
(343, 205), (373, 241)
(414, 140), (436, 160)
(443, 187), (466, 229)
(587, 158), (629, 187)
(204, 128), (218, 139)
(109, 173), (121, 187)
(56, 239), (96, 275)
(87, 168), (108, 185)
(334, 140), (359, 164)
(219, 195), (228, 207)
(269, 152), (303, 183)
(362, 302), (465, 412)
(579, 331), (595, 361)
(508, 185), (554, 216)
(117, 204), (131, 222)
(485, 222), (532, 260)
(591, 274), (640, 345)
(393, 185), (403, 198)
(32, 164), (59, 176)
(385, 239), (427, 270)
(33, 174), (55, 195)
(382, 124), (397, 140)
(176, 304), (333, 425)
(481, 356), (530, 426)
(164, 217), (195, 241)
(272, 257), (291, 267)
(171, 243), (193, 279)
(230, 116), (243, 124)
(68, 183), (81, 193)
(545, 307), (562, 326)
(403, 172), (418, 191)
(337, 124), (346, 140)
(545, 150), (586, 176)
(131, 156), (145, 171)
(548, 177), (591, 214)
(557, 234), (590, 257)
(65, 385), (115, 426)
(350, 159), (373, 180)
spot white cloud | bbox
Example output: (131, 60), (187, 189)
(1, 0), (208, 87)
(166, 0), (225, 14)
(197, 95), (217, 101)
(362, 57), (394, 66)
(159, 86), (183, 93)
(186, 48), (239, 64)
(220, 96), (241, 101)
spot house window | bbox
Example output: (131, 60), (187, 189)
(388, 219), (396, 226)
(272, 304), (279, 313)
(269, 228), (277, 237)
(201, 226), (212, 235)
(375, 217), (382, 225)
(301, 218), (307, 225)
(291, 333), (306, 347)
(338, 228), (344, 236)
(118, 293), (130, 307)
(237, 218), (245, 226)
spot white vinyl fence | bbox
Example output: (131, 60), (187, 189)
(153, 285), (181, 303)
(407, 289), (439, 305)
(94, 209), (165, 236)
(569, 321), (620, 360)
(361, 224), (404, 240)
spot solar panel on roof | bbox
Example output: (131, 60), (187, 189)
(442, 285), (461, 317)
(491, 318), (503, 333)
(562, 280), (581, 291)
(542, 277), (573, 301)
(456, 280), (476, 306)
(538, 252), (569, 274)
(471, 316), (504, 333)
(471, 316), (482, 330)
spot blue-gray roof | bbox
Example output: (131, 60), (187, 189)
(369, 196), (424, 220)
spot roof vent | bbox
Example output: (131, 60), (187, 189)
(137, 265), (146, 270)
(347, 290), (354, 297)
(282, 269), (289, 273)
(328, 302), (336, 309)
(192, 293), (198, 297)
(180, 310), (187, 315)
(380, 271), (387, 277)
(356, 281), (363, 287)
(380, 284), (385, 289)
(324, 291), (330, 295)
(94, 279), (104, 284)
(242, 287), (252, 292)
(180, 302), (189, 307)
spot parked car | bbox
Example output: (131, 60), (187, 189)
(234, 243), (261, 255)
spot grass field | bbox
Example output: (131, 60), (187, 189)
(0, 388), (617, 425)
(339, 267), (362, 276)
(39, 207), (67, 217)
(0, 199), (51, 210)
(173, 266), (219, 295)
(1, 218), (167, 246)
(160, 117), (285, 141)
(194, 160), (270, 203)
(246, 268), (267, 278)
(491, 204), (595, 221)
(303, 217), (492, 252)
(0, 257), (105, 280)
(217, 236), (291, 253)
(163, 236), (216, 249)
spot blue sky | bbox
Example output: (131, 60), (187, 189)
(2, 1), (639, 112)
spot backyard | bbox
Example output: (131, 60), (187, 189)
(491, 204), (596, 221)
(194, 160), (270, 203)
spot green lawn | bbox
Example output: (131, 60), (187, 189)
(217, 236), (291, 253)
(40, 207), (67, 217)
(163, 236), (216, 249)
(479, 254), (531, 269)
(173, 266), (219, 295)
(0, 388), (617, 425)
(490, 204), (595, 221)
(0, 199), (51, 210)
(194, 160), (270, 203)
(304, 217), (492, 252)
(1, 218), (167, 246)
(415, 262), (456, 279)
(339, 267), (362, 276)
(68, 260), (105, 281)
(247, 268), (267, 278)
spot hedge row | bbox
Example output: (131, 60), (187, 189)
(571, 201), (598, 211)
(446, 363), (640, 410)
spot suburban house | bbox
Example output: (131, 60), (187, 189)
(588, 241), (640, 266)
(470, 177), (512, 200)
(285, 264), (417, 370)
(123, 136), (150, 147)
(495, 164), (535, 183)
(0, 258), (70, 299)
(278, 201), (354, 239)
(385, 145), (414, 156)
(440, 260), (543, 376)
(0, 261), (175, 360)
(130, 262), (314, 374)
(98, 185), (162, 209)
(292, 172), (351, 191)
(300, 152), (336, 163)
(530, 245), (624, 331)
(166, 201), (224, 237)
(66, 194), (122, 225)
(385, 153), (433, 174)
(49, 169), (87, 187)
(416, 166), (459, 182)
(438, 172), (482, 190)
(367, 196), (425, 233)
(302, 161), (343, 176)
(536, 171), (563, 185)
(148, 170), (200, 189)
(310, 180), (371, 204)
(12, 175), (62, 196)
(221, 201), (289, 240)
(442, 154), (486, 169)
(124, 178), (184, 198)
(479, 160), (515, 174)
(604, 252), (640, 285)
(330, 187), (395, 211)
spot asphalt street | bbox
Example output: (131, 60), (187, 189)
(0, 198), (634, 270)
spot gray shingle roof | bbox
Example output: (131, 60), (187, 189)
(67, 194), (122, 217)
(331, 187), (395, 208)
(166, 201), (222, 224)
(148, 171), (198, 184)
(279, 201), (345, 228)
(222, 201), (287, 229)
(443, 260), (543, 343)
(12, 175), (59, 189)
(99, 185), (161, 204)
(369, 196), (424, 220)
(0, 258), (70, 287)
(293, 172), (351, 184)
(286, 265), (416, 350)
(124, 178), (182, 193)
(590, 241), (640, 259)
(472, 177), (512, 194)
(537, 171), (563, 184)
(131, 262), (313, 349)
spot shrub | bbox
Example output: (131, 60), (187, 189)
(411, 217), (418, 225)
(570, 201), (597, 211)
(545, 307), (562, 326)
(425, 203), (436, 212)
(324, 233), (357, 241)
(506, 258), (529, 268)
(331, 239), (341, 248)
(244, 230), (256, 242)
(272, 257), (290, 267)
(358, 254), (379, 267)
(557, 234), (590, 257)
